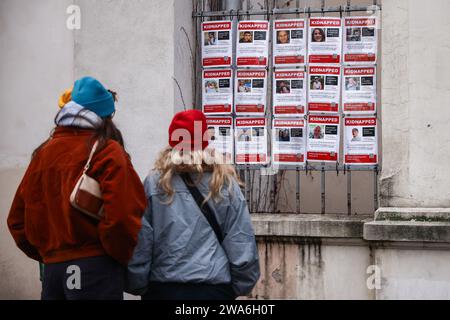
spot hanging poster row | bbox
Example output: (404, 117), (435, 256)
(205, 116), (378, 165)
(202, 66), (376, 116)
(201, 16), (378, 68)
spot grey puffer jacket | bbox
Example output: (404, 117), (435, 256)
(126, 171), (260, 296)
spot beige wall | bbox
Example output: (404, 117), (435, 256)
(380, 0), (450, 208)
(0, 0), (194, 299)
(251, 239), (372, 300)
(0, 0), (74, 299)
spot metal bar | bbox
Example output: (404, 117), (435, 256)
(192, 5), (381, 18)
(321, 162), (325, 215)
(224, 0), (240, 114)
(347, 168), (352, 215)
(296, 167), (301, 214)
(346, 0), (352, 16)
(245, 168), (250, 209)
(235, 164), (379, 171)
(246, 0), (250, 20)
(270, 174), (276, 213)
(250, 169), (255, 212)
(374, 166), (379, 211)
(257, 169), (263, 212)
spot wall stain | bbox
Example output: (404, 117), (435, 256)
(256, 236), (324, 299)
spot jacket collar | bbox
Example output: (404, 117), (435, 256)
(52, 126), (96, 138)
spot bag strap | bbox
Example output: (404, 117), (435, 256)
(180, 173), (224, 244)
(82, 141), (99, 174)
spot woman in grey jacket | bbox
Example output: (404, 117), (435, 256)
(126, 110), (260, 300)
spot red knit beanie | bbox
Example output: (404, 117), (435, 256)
(168, 109), (209, 151)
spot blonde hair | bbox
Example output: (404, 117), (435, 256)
(154, 146), (242, 204)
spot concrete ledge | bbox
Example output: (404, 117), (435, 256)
(364, 220), (450, 243)
(252, 214), (371, 238)
(375, 207), (450, 222)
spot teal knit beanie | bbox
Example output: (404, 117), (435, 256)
(72, 76), (115, 117)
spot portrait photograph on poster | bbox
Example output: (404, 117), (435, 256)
(201, 21), (233, 68)
(235, 117), (268, 164)
(273, 19), (306, 67)
(273, 70), (307, 117)
(308, 17), (342, 64)
(308, 65), (341, 113)
(307, 115), (340, 162)
(236, 21), (269, 67)
(344, 117), (378, 165)
(272, 118), (306, 165)
(235, 69), (267, 116)
(343, 66), (377, 115)
(206, 117), (234, 164)
(202, 69), (233, 115)
(343, 16), (378, 64)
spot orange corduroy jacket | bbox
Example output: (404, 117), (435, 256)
(7, 126), (147, 266)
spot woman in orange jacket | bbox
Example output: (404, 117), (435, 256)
(7, 76), (147, 300)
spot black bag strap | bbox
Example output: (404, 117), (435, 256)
(180, 173), (224, 244)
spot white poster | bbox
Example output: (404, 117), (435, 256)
(343, 16), (378, 65)
(201, 21), (233, 68)
(235, 117), (268, 164)
(235, 69), (267, 116)
(272, 118), (306, 165)
(206, 117), (234, 164)
(236, 20), (269, 67)
(343, 66), (377, 115)
(307, 115), (340, 163)
(308, 65), (341, 113)
(202, 69), (233, 115)
(273, 19), (306, 67)
(308, 17), (342, 64)
(344, 117), (378, 165)
(273, 69), (307, 117)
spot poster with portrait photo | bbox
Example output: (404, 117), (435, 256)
(272, 118), (306, 165)
(205, 117), (234, 164)
(235, 117), (268, 164)
(344, 117), (378, 165)
(307, 115), (340, 162)
(236, 21), (269, 67)
(202, 69), (233, 115)
(343, 17), (378, 64)
(273, 19), (306, 67)
(273, 70), (306, 117)
(308, 17), (342, 64)
(308, 65), (341, 113)
(234, 69), (267, 116)
(201, 21), (233, 68)
(343, 66), (376, 115)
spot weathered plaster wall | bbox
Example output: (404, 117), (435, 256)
(74, 0), (177, 177)
(0, 0), (74, 299)
(380, 0), (450, 208)
(251, 239), (372, 300)
(0, 0), (195, 299)
(374, 247), (450, 300)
